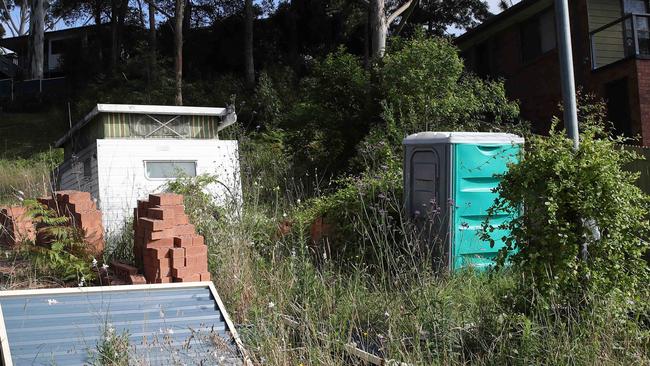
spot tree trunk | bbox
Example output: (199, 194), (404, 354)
(183, 0), (191, 35)
(110, 0), (118, 70)
(149, 0), (157, 67)
(174, 0), (185, 106)
(369, 0), (387, 59)
(244, 0), (254, 88)
(28, 0), (45, 79)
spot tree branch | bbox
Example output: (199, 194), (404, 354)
(145, 0), (172, 19)
(395, 0), (418, 35)
(0, 0), (22, 36)
(387, 0), (413, 26)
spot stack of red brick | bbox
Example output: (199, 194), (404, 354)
(134, 193), (209, 283)
(0, 206), (36, 247)
(108, 261), (147, 285)
(38, 191), (105, 257)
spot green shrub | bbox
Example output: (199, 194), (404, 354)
(380, 33), (522, 136)
(485, 117), (650, 305)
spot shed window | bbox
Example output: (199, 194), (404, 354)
(520, 8), (556, 63)
(145, 161), (197, 179)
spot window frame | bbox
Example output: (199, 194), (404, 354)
(143, 160), (198, 180)
(519, 6), (557, 65)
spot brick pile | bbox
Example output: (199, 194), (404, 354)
(38, 191), (105, 257)
(107, 261), (147, 285)
(0, 206), (36, 247)
(134, 193), (210, 284)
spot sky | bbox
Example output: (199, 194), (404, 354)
(2, 0), (520, 39)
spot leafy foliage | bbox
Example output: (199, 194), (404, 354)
(91, 325), (130, 366)
(380, 33), (522, 136)
(21, 199), (95, 282)
(484, 107), (650, 305)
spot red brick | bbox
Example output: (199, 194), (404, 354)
(57, 191), (91, 204)
(172, 266), (197, 278)
(147, 207), (176, 221)
(173, 236), (193, 248)
(191, 235), (204, 246)
(138, 217), (172, 232)
(173, 224), (196, 236)
(111, 261), (138, 275)
(170, 247), (185, 269)
(174, 273), (201, 282)
(149, 193), (183, 206)
(199, 272), (211, 281)
(148, 228), (175, 241)
(137, 200), (150, 218)
(65, 200), (97, 213)
(145, 247), (171, 260)
(174, 213), (190, 225)
(144, 238), (174, 249)
(185, 245), (207, 257)
(185, 255), (207, 270)
(154, 277), (172, 283)
(129, 274), (147, 285)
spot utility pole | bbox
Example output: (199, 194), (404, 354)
(555, 0), (579, 150)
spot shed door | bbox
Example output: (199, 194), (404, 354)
(409, 150), (440, 218)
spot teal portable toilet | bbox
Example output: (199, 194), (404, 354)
(403, 132), (523, 271)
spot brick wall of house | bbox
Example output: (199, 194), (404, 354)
(459, 0), (650, 143)
(588, 59), (643, 138)
(635, 60), (650, 145)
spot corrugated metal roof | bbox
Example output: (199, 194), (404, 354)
(0, 282), (249, 365)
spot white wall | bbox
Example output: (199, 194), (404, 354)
(95, 139), (242, 233)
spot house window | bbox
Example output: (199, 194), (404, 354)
(475, 41), (492, 78)
(50, 40), (66, 55)
(520, 8), (556, 63)
(145, 161), (197, 179)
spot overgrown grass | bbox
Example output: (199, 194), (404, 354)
(0, 110), (68, 158)
(0, 135), (647, 365)
(170, 160), (650, 365)
(0, 150), (63, 205)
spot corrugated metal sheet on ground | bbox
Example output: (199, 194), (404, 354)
(0, 284), (243, 365)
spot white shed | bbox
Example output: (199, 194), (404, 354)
(54, 104), (241, 234)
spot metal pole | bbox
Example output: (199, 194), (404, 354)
(555, 0), (579, 150)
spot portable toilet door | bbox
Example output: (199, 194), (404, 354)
(403, 132), (524, 272)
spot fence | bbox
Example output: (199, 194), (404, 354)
(0, 77), (67, 103)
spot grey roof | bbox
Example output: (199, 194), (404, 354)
(0, 283), (250, 365)
(404, 132), (524, 145)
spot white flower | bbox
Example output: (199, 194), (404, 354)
(101, 263), (109, 270)
(282, 213), (288, 218)
(91, 258), (98, 267)
(268, 302), (275, 309)
(47, 299), (58, 305)
(296, 199), (301, 204)
(384, 311), (390, 318)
